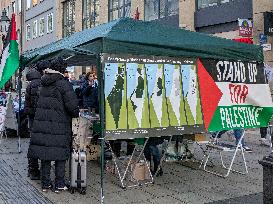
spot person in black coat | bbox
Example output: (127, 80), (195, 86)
(81, 72), (98, 113)
(25, 60), (51, 180)
(28, 57), (79, 192)
(24, 66), (42, 180)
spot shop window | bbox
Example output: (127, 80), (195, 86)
(197, 0), (232, 9)
(39, 18), (45, 36)
(144, 0), (179, 21)
(82, 0), (100, 29)
(26, 24), (31, 41)
(108, 0), (131, 22)
(32, 20), (38, 38)
(47, 13), (53, 33)
(63, 0), (75, 37)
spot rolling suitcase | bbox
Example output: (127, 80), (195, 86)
(70, 150), (87, 194)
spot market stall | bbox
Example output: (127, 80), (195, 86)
(21, 17), (270, 202)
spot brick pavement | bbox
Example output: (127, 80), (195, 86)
(0, 129), (269, 204)
(0, 158), (52, 204)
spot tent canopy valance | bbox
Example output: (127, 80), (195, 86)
(21, 18), (264, 66)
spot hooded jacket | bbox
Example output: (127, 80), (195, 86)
(24, 69), (41, 117)
(28, 73), (79, 161)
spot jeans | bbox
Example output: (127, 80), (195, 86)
(260, 127), (268, 139)
(211, 129), (245, 147)
(41, 160), (66, 188)
(144, 145), (161, 173)
(234, 129), (245, 147)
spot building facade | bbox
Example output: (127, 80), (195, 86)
(2, 0), (271, 67)
(0, 0), (22, 53)
(23, 0), (57, 52)
(180, 0), (273, 67)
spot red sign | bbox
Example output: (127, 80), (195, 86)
(233, 38), (253, 44)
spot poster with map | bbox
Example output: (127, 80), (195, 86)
(104, 55), (204, 139)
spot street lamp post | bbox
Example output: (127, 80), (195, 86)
(0, 9), (10, 50)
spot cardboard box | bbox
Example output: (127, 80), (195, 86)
(131, 161), (151, 181)
(86, 144), (100, 161)
(184, 134), (206, 142)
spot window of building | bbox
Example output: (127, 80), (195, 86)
(63, 0), (76, 37)
(17, 0), (21, 13)
(39, 18), (45, 36)
(197, 0), (232, 9)
(47, 13), (53, 33)
(7, 6), (10, 16)
(32, 20), (38, 38)
(26, 0), (31, 9)
(26, 24), (31, 41)
(82, 0), (100, 29)
(32, 0), (38, 6)
(26, 0), (31, 10)
(144, 0), (179, 21)
(12, 2), (16, 13)
(108, 0), (131, 22)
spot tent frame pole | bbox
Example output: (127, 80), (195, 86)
(17, 66), (23, 153)
(98, 54), (105, 204)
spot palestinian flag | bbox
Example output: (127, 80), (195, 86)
(198, 59), (273, 132)
(0, 13), (19, 89)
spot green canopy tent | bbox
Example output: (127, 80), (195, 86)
(20, 17), (264, 202)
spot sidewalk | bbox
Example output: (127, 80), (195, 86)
(0, 129), (269, 204)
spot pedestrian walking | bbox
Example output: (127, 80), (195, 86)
(28, 57), (79, 193)
(25, 60), (50, 180)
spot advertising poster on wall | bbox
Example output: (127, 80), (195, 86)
(238, 19), (253, 37)
(103, 55), (204, 139)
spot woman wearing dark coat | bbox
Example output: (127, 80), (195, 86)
(28, 57), (79, 192)
(81, 72), (99, 112)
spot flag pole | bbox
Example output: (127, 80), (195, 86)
(17, 0), (25, 153)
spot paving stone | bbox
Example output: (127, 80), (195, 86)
(0, 130), (269, 203)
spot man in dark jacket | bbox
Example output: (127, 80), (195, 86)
(28, 57), (79, 192)
(25, 60), (51, 180)
(25, 67), (42, 180)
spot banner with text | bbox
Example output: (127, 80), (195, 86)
(198, 59), (273, 132)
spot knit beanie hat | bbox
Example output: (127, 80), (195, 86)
(49, 57), (67, 74)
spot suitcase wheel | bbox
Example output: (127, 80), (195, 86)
(80, 187), (86, 195)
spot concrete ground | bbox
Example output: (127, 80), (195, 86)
(0, 129), (269, 204)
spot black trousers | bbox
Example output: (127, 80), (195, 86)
(41, 160), (66, 188)
(28, 116), (39, 173)
(260, 127), (268, 139)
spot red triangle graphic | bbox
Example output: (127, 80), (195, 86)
(197, 59), (223, 130)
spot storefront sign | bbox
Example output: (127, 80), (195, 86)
(259, 34), (267, 45)
(198, 59), (273, 132)
(238, 19), (253, 37)
(233, 38), (253, 44)
(264, 12), (273, 36)
(261, 43), (272, 51)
